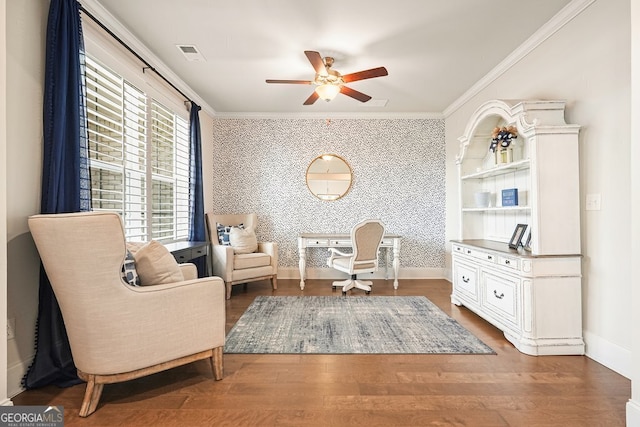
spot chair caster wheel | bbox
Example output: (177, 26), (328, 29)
(366, 291), (371, 295)
(342, 291), (347, 296)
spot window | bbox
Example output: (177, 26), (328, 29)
(85, 56), (189, 242)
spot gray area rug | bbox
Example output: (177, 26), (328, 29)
(225, 296), (494, 354)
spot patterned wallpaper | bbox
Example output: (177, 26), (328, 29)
(211, 118), (445, 273)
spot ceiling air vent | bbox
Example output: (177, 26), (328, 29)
(176, 44), (206, 62)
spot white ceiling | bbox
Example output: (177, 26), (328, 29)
(89, 0), (573, 116)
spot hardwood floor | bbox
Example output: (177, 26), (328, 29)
(13, 279), (630, 426)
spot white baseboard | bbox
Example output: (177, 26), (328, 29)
(583, 330), (631, 379)
(627, 399), (640, 427)
(0, 398), (13, 407)
(7, 357), (29, 398)
(277, 267), (447, 281)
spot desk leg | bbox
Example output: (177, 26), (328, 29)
(392, 240), (401, 289)
(298, 246), (306, 290)
(385, 247), (391, 280)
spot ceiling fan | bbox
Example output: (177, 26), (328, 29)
(266, 50), (388, 105)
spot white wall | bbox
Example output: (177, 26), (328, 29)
(445, 0), (631, 376)
(5, 0), (48, 398)
(0, 0), (11, 407)
(627, 0), (640, 424)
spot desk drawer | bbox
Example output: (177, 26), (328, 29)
(380, 238), (394, 246)
(191, 246), (207, 258)
(172, 248), (192, 263)
(330, 239), (351, 246)
(307, 239), (329, 247)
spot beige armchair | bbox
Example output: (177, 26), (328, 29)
(206, 213), (278, 299)
(28, 212), (225, 417)
(327, 219), (385, 294)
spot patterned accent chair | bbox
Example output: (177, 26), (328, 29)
(327, 219), (385, 294)
(28, 212), (226, 417)
(205, 213), (278, 299)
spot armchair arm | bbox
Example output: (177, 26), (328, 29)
(179, 262), (198, 280)
(210, 245), (235, 281)
(327, 247), (353, 265)
(328, 247), (352, 257)
(258, 241), (278, 271)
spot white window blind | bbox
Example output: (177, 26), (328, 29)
(85, 56), (189, 242)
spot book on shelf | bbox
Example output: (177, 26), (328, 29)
(501, 188), (519, 206)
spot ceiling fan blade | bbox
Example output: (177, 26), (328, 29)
(304, 51), (328, 76)
(340, 86), (372, 103)
(303, 91), (319, 105)
(342, 67), (388, 83)
(266, 79), (313, 84)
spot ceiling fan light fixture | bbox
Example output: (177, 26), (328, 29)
(315, 84), (340, 101)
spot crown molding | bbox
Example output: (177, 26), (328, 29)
(443, 0), (597, 118)
(80, 0), (217, 117)
(213, 111), (444, 120)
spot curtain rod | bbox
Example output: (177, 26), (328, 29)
(80, 6), (192, 104)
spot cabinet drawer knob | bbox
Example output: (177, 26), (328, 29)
(462, 276), (470, 283)
(493, 290), (505, 299)
(487, 255), (493, 260)
(466, 250), (471, 254)
(505, 260), (510, 265)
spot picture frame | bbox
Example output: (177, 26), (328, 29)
(509, 224), (528, 249)
(523, 226), (532, 251)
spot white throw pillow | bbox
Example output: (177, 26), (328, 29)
(133, 240), (184, 286)
(229, 227), (258, 254)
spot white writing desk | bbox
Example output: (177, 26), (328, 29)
(297, 233), (401, 290)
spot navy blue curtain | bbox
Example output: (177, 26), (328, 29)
(23, 0), (90, 389)
(188, 102), (207, 276)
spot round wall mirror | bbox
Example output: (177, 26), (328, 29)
(306, 154), (352, 201)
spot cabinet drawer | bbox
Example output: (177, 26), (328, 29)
(172, 248), (192, 263)
(498, 255), (520, 271)
(307, 239), (329, 247)
(482, 272), (519, 327)
(462, 247), (496, 264)
(453, 261), (479, 301)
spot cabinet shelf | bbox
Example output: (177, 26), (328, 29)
(461, 159), (530, 180)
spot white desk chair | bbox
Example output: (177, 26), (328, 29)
(327, 219), (385, 294)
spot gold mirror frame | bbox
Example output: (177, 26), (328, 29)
(306, 154), (352, 201)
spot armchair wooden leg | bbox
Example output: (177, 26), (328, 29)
(79, 374), (104, 417)
(210, 346), (224, 380)
(271, 275), (278, 290)
(225, 282), (232, 299)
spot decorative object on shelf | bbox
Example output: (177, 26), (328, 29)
(489, 126), (518, 152)
(501, 188), (519, 206)
(490, 126), (518, 165)
(474, 191), (491, 208)
(508, 223), (528, 249)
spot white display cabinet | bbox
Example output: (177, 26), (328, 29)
(451, 99), (584, 356)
